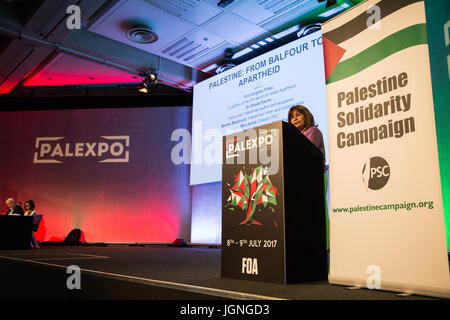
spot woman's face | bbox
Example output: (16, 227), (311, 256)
(290, 110), (306, 131)
(25, 203), (31, 210)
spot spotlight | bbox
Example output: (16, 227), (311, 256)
(149, 72), (158, 83)
(138, 71), (158, 94)
(216, 48), (236, 74)
(137, 82), (149, 94)
(217, 0), (235, 8)
(297, 23), (322, 38)
(317, 0), (337, 9)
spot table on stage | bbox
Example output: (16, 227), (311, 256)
(0, 215), (33, 249)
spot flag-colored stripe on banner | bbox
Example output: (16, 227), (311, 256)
(324, 0), (423, 45)
(335, 2), (425, 62)
(327, 24), (428, 84)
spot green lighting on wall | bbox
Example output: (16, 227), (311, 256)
(425, 0), (450, 250)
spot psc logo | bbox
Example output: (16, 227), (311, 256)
(362, 156), (390, 190)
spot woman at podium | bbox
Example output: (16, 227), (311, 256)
(287, 105), (325, 164)
(288, 105), (329, 254)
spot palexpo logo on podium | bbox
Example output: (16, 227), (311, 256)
(33, 136), (130, 164)
(225, 135), (274, 160)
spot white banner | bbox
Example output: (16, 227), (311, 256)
(322, 0), (450, 298)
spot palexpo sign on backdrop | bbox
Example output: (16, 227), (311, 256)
(33, 136), (130, 163)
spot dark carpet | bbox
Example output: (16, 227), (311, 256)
(0, 245), (441, 301)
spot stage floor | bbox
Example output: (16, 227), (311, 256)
(0, 245), (438, 300)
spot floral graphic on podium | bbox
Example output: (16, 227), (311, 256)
(226, 165), (278, 226)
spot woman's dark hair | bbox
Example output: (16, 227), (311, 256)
(287, 105), (315, 130)
(24, 200), (35, 211)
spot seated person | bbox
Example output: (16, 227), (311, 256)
(4, 198), (25, 215)
(23, 200), (37, 216)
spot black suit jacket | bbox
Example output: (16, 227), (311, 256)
(5, 205), (24, 216)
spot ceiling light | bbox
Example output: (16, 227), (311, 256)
(231, 47), (253, 60)
(215, 62), (236, 74)
(216, 48), (236, 74)
(273, 25), (301, 39)
(137, 82), (149, 94)
(217, 0), (235, 8)
(297, 23), (322, 38)
(201, 63), (219, 73)
(126, 25), (158, 44)
(317, 0), (337, 8)
(318, 3), (350, 18)
(137, 71), (158, 94)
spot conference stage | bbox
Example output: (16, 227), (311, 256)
(0, 245), (439, 300)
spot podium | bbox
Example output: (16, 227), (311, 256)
(221, 121), (327, 283)
(0, 216), (33, 249)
